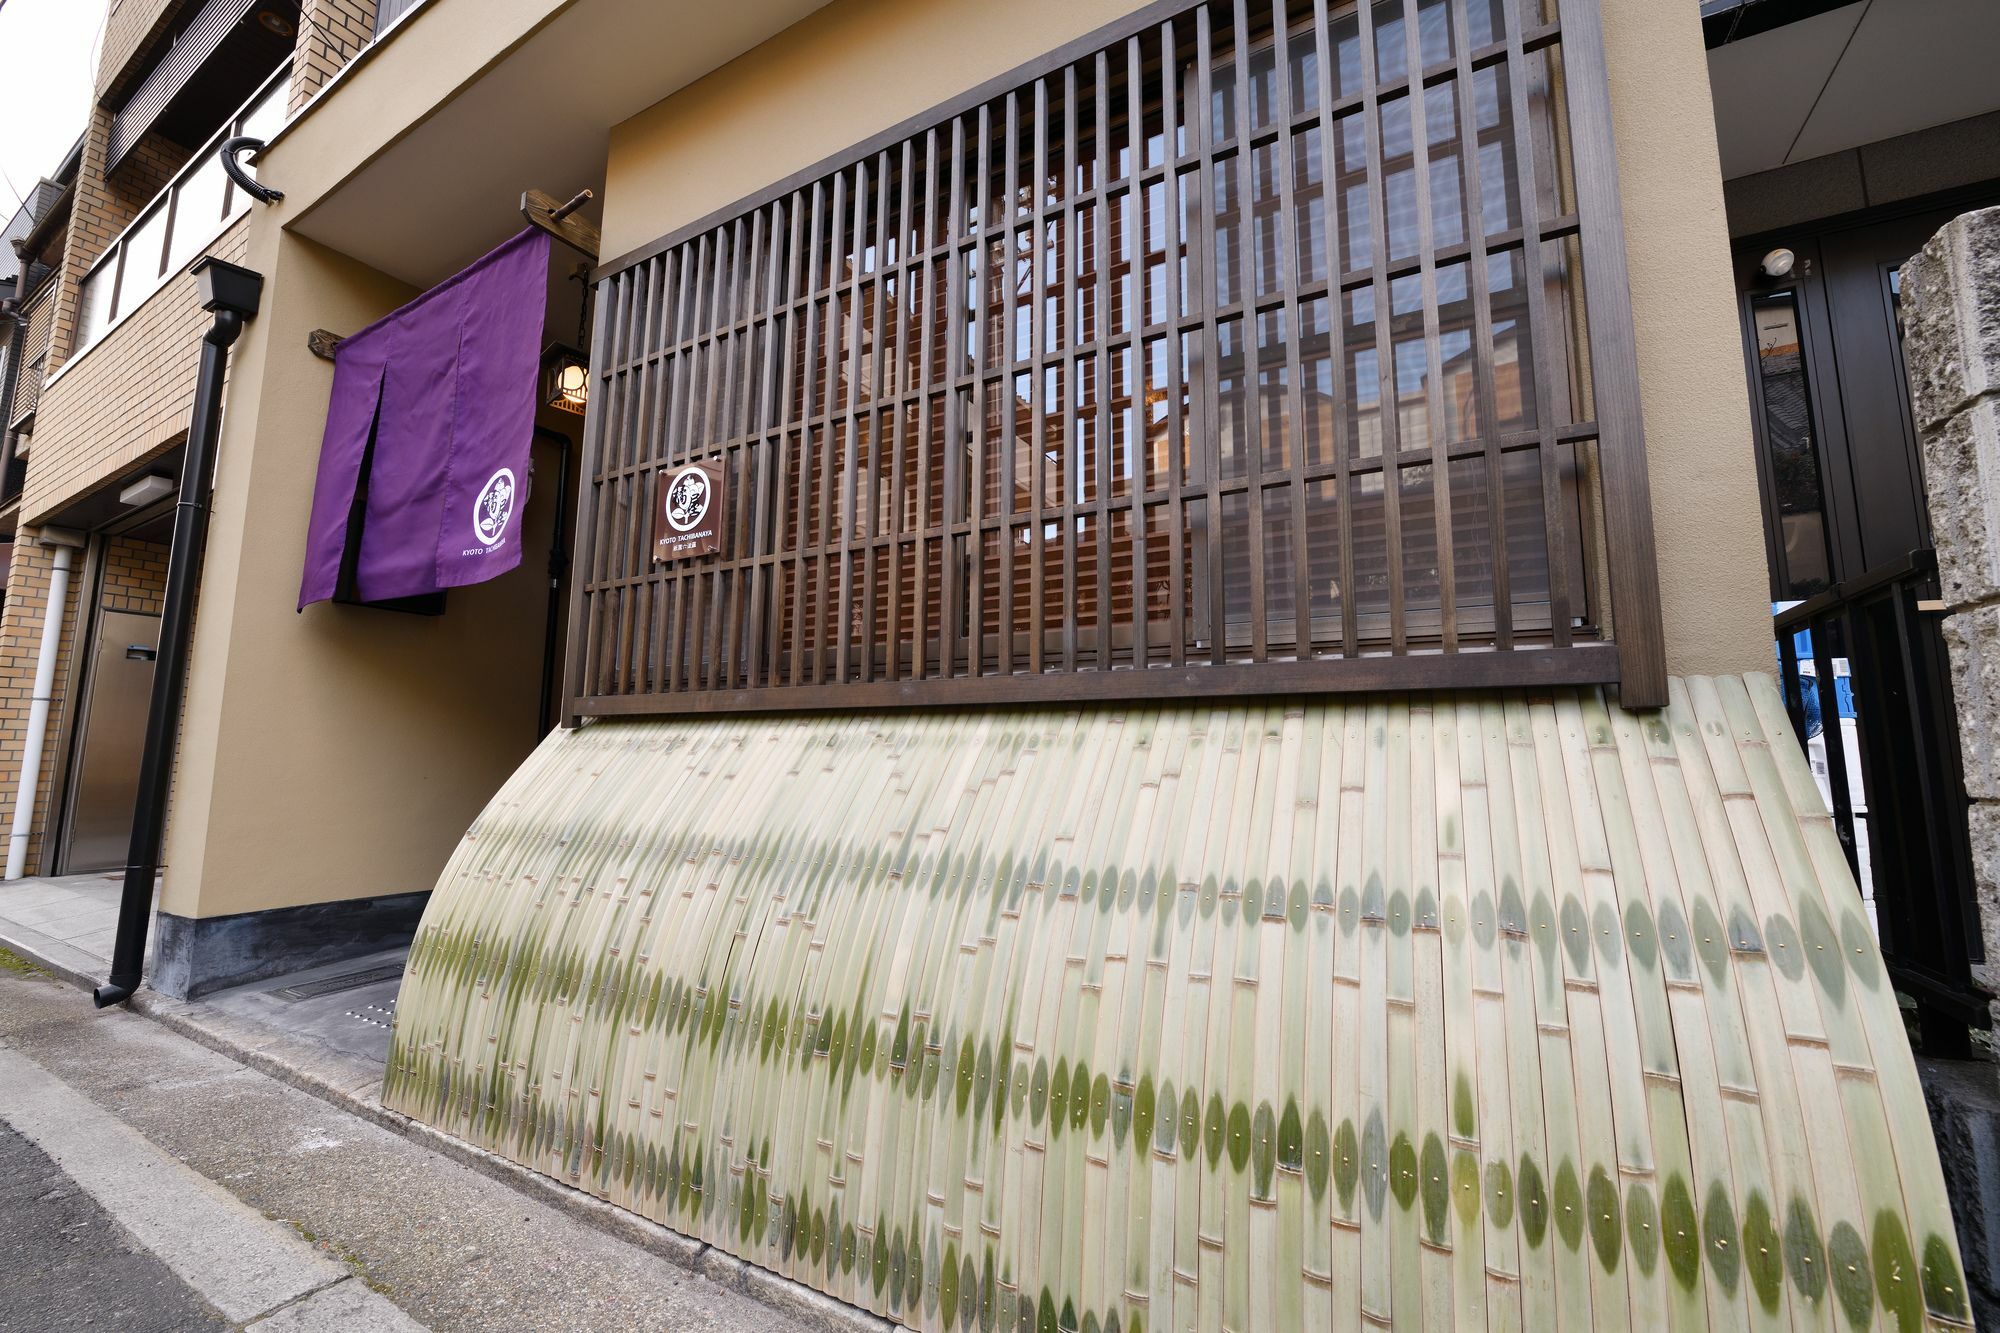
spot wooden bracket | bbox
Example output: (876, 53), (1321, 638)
(308, 328), (344, 361)
(522, 188), (600, 262)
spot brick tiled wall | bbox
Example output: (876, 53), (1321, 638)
(25, 218), (250, 524)
(103, 536), (170, 615)
(290, 0), (381, 113)
(0, 533), (84, 873)
(99, 0), (189, 100)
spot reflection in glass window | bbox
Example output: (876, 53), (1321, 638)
(1751, 293), (1831, 598)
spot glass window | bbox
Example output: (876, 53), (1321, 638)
(1751, 292), (1832, 598)
(237, 79), (286, 145)
(113, 203), (170, 320)
(166, 153), (230, 273)
(75, 263), (112, 349)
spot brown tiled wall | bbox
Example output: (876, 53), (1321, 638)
(47, 108), (188, 373)
(99, 0), (188, 99)
(0, 533), (84, 874)
(103, 536), (170, 616)
(290, 0), (381, 113)
(26, 218), (250, 524)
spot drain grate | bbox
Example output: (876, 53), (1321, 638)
(274, 962), (405, 1001)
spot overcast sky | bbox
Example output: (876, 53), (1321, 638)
(0, 0), (105, 215)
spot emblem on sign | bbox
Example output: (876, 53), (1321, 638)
(473, 467), (516, 549)
(654, 461), (725, 560)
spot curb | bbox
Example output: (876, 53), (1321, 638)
(1, 930), (893, 1333)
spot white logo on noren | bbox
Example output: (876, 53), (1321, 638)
(665, 465), (711, 533)
(474, 467), (516, 547)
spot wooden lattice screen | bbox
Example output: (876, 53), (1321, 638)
(567, 0), (1663, 720)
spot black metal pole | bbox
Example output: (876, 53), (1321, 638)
(533, 427), (572, 739)
(95, 260), (261, 1007)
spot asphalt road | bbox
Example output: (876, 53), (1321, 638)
(0, 962), (803, 1332)
(0, 1120), (231, 1332)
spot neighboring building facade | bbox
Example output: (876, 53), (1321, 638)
(0, 1), (376, 886)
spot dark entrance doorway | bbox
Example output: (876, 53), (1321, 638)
(1737, 187), (2000, 1050)
(1735, 189), (2000, 597)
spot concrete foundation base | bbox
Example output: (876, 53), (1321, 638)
(151, 890), (428, 999)
(1920, 1056), (2000, 1329)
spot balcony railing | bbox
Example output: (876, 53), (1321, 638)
(1774, 548), (1988, 1055)
(66, 61), (289, 367)
(7, 280), (55, 432)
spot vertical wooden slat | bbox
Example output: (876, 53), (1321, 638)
(745, 201), (785, 689)
(816, 168), (849, 686)
(611, 251), (650, 695)
(1356, 0), (1409, 656)
(1397, 0), (1461, 656)
(915, 130), (938, 678)
(835, 163), (868, 685)
(1501, 1), (1572, 651)
(941, 119), (968, 680)
(1232, 0), (1268, 665)
(1195, 5), (1225, 668)
(1448, 0), (1512, 651)
(780, 180), (812, 684)
(642, 252), (675, 696)
(1094, 48), (1114, 671)
(560, 265), (615, 725)
(718, 213), (754, 690)
(1273, 0), (1312, 659)
(1126, 33), (1149, 672)
(1315, 0), (1359, 660)
(861, 152), (891, 683)
(889, 142), (915, 682)
(1061, 63), (1081, 676)
(1000, 92), (1021, 676)
(1030, 82), (1051, 675)
(665, 241), (701, 695)
(1161, 15), (1187, 670)
(766, 198), (804, 688)
(1553, 0), (1664, 705)
(970, 104), (992, 677)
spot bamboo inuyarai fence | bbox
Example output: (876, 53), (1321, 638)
(386, 674), (1967, 1330)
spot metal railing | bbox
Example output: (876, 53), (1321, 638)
(1774, 548), (1988, 1054)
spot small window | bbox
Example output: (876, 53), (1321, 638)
(1750, 291), (1832, 599)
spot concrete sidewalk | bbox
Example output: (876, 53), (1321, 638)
(0, 882), (879, 1332)
(0, 963), (830, 1332)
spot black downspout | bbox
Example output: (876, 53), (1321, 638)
(95, 258), (262, 1008)
(533, 426), (572, 738)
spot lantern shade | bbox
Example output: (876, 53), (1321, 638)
(540, 343), (588, 415)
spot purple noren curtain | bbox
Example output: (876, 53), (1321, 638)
(298, 227), (551, 609)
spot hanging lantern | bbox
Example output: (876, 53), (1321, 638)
(540, 343), (589, 415)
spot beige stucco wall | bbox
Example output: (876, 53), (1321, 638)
(160, 228), (568, 918)
(1597, 0), (1772, 677)
(601, 0), (1774, 677)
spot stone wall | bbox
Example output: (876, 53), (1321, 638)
(1900, 207), (2000, 1031)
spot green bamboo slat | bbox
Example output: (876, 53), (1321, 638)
(1503, 695), (1596, 1332)
(1476, 696), (1557, 1330)
(1330, 702), (1369, 1333)
(1610, 700), (1759, 1331)
(1273, 705), (1317, 1333)
(382, 679), (1968, 1332)
(1300, 704), (1341, 1333)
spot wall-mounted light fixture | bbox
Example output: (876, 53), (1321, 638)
(118, 474), (176, 507)
(1759, 247), (1796, 279)
(541, 343), (589, 415)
